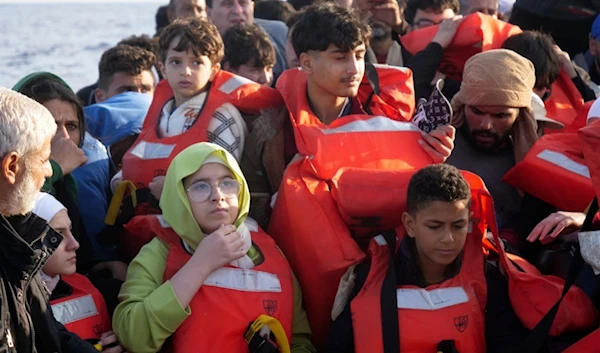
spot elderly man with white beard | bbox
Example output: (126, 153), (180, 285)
(0, 88), (101, 352)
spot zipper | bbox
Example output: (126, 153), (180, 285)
(5, 327), (14, 348)
(22, 250), (49, 351)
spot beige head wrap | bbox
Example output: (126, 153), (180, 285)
(451, 49), (538, 162)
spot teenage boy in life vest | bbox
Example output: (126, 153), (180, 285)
(114, 18), (280, 203)
(325, 164), (529, 353)
(112, 142), (315, 353)
(243, 3), (455, 215)
(33, 193), (121, 352)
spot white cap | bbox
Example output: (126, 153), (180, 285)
(531, 93), (565, 130)
(32, 192), (66, 223)
(587, 97), (600, 125)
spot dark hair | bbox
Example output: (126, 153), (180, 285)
(222, 24), (276, 69)
(501, 31), (561, 89)
(286, 9), (305, 32)
(406, 164), (471, 215)
(159, 18), (224, 65)
(288, 0), (316, 10)
(98, 45), (156, 91)
(19, 79), (86, 148)
(255, 0), (296, 23)
(404, 0), (460, 25)
(292, 2), (371, 56)
(156, 4), (170, 34)
(119, 34), (160, 58)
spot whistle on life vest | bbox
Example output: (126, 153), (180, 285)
(94, 344), (103, 351)
(437, 340), (459, 353)
(244, 315), (291, 353)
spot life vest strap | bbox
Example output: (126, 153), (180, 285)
(244, 315), (291, 353)
(517, 198), (598, 352)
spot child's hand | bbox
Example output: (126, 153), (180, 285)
(98, 331), (125, 353)
(148, 176), (166, 200)
(194, 224), (247, 274)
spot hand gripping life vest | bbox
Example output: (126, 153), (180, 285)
(502, 132), (595, 211)
(400, 13), (522, 82)
(268, 67), (432, 348)
(144, 215), (294, 353)
(122, 71), (283, 190)
(351, 173), (488, 353)
(50, 273), (111, 340)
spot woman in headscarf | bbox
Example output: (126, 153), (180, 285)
(112, 142), (315, 353)
(33, 192), (123, 353)
(14, 72), (125, 279)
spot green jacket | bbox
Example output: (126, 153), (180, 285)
(112, 237), (315, 353)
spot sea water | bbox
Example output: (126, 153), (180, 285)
(0, 2), (160, 92)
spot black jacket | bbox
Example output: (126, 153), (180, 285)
(0, 213), (98, 353)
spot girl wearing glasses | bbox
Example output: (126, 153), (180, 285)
(112, 142), (315, 353)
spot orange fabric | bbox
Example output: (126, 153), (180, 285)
(579, 119), (600, 201)
(355, 64), (415, 121)
(121, 71), (283, 189)
(122, 214), (162, 261)
(143, 215), (294, 353)
(50, 273), (111, 341)
(562, 328), (600, 353)
(544, 72), (586, 133)
(268, 67), (427, 349)
(483, 198), (598, 336)
(351, 173), (487, 353)
(502, 133), (595, 211)
(400, 13), (522, 82)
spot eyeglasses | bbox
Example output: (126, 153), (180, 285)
(186, 179), (241, 203)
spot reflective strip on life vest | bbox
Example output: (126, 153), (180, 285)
(51, 294), (99, 325)
(218, 75), (253, 95)
(129, 141), (176, 160)
(204, 267), (282, 292)
(537, 150), (591, 179)
(396, 287), (469, 310)
(156, 215), (170, 228)
(370, 63), (410, 73)
(320, 117), (421, 135)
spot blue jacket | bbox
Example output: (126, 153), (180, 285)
(84, 92), (152, 147)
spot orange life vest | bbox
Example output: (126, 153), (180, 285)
(351, 174), (487, 353)
(268, 67), (431, 348)
(562, 328), (600, 353)
(145, 215), (294, 353)
(544, 72), (586, 133)
(121, 71), (283, 189)
(502, 132), (595, 211)
(579, 119), (600, 201)
(401, 13), (585, 129)
(400, 13), (522, 82)
(50, 273), (111, 341)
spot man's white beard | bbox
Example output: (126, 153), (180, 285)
(2, 168), (40, 216)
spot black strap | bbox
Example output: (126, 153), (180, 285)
(517, 198), (599, 352)
(380, 231), (400, 353)
(363, 63), (381, 116)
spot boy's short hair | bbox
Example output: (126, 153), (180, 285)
(98, 45), (156, 91)
(404, 0), (460, 25)
(118, 34), (160, 58)
(291, 2), (371, 56)
(501, 31), (561, 90)
(407, 164), (471, 215)
(158, 18), (224, 65)
(255, 0), (296, 24)
(286, 9), (305, 31)
(222, 24), (276, 69)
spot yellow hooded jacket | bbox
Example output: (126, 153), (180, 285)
(112, 142), (314, 353)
